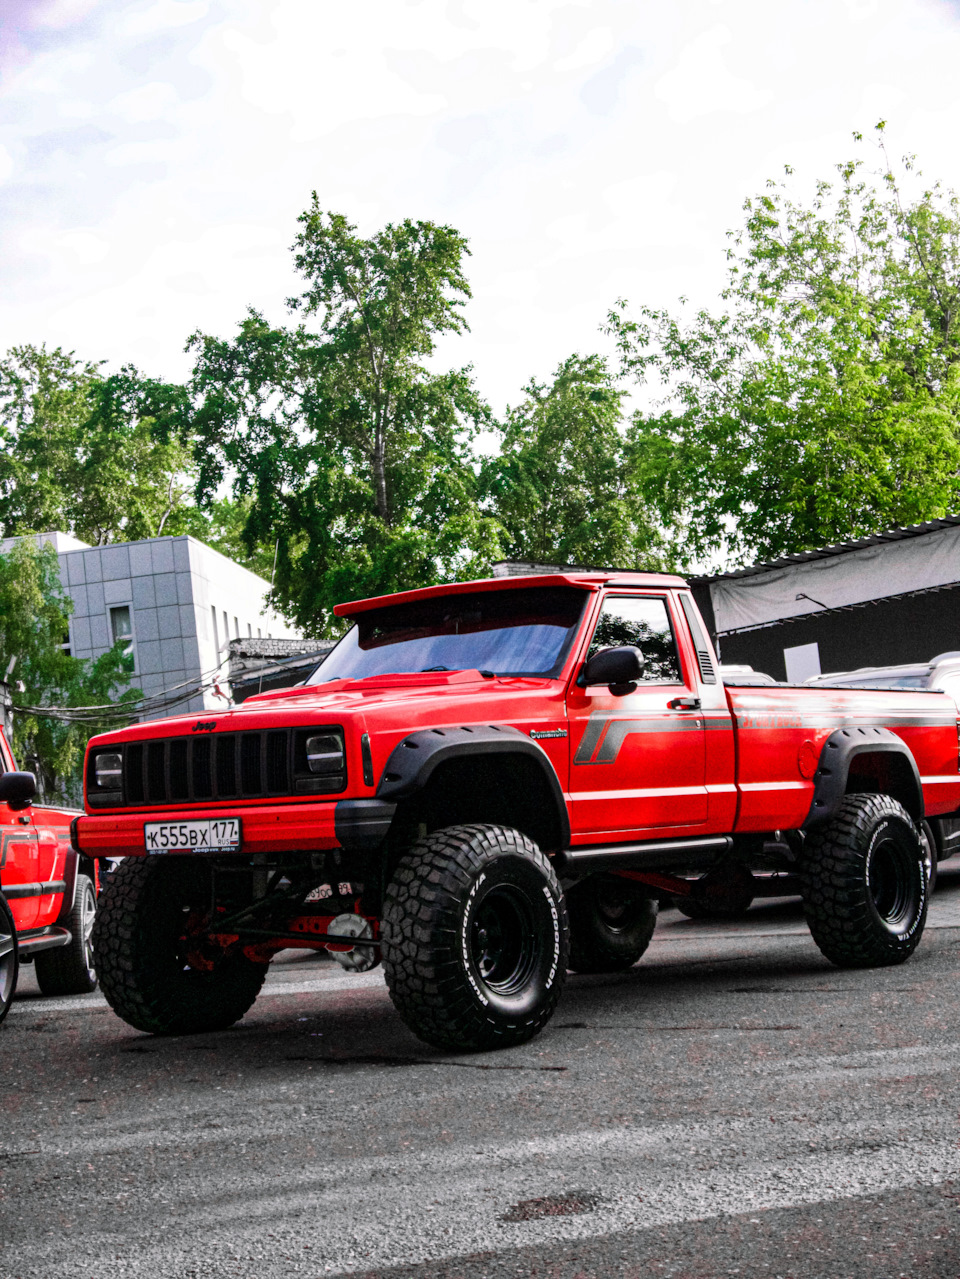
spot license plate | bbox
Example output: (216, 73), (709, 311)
(143, 818), (242, 854)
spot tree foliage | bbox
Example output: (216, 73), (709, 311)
(0, 345), (198, 546)
(484, 353), (675, 569)
(0, 540), (138, 801)
(190, 203), (502, 636)
(611, 126), (960, 565)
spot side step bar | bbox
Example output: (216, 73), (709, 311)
(555, 835), (732, 876)
(18, 926), (72, 956)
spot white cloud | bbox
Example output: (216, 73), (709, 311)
(654, 25), (771, 123)
(0, 0), (959, 412)
(555, 27), (615, 74)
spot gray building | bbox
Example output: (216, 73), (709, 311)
(2, 532), (301, 719)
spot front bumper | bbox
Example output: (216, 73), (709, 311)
(75, 801), (341, 858)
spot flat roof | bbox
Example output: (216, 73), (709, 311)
(691, 515), (960, 585)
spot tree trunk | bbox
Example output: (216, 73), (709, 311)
(373, 430), (390, 525)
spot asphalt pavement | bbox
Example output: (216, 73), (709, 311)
(4, 869), (960, 1279)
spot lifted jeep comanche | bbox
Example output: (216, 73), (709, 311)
(78, 572), (960, 1051)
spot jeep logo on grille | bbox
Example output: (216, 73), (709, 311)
(191, 720), (217, 733)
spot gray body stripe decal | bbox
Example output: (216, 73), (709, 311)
(572, 711), (954, 766)
(736, 715), (955, 729)
(574, 715), (709, 765)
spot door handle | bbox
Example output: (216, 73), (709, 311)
(668, 696), (701, 711)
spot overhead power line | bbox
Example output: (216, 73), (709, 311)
(11, 648), (329, 724)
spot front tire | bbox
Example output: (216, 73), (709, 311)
(92, 857), (268, 1035)
(0, 892), (19, 1026)
(382, 824), (568, 1052)
(801, 793), (927, 968)
(567, 874), (657, 973)
(35, 874), (98, 996)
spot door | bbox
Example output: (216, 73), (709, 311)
(0, 735), (41, 930)
(0, 815), (40, 931)
(567, 593), (707, 842)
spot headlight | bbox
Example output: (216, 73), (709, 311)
(293, 728), (346, 794)
(305, 734), (345, 775)
(94, 752), (122, 790)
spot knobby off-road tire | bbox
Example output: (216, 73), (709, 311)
(920, 820), (938, 894)
(0, 892), (18, 1026)
(567, 873), (657, 973)
(801, 793), (927, 968)
(381, 824), (568, 1052)
(92, 857), (268, 1035)
(35, 874), (98, 996)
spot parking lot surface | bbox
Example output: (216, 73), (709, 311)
(4, 871), (960, 1279)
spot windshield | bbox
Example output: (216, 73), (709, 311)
(308, 586), (589, 683)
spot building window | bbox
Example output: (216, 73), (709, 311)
(212, 606), (220, 652)
(110, 605), (136, 672)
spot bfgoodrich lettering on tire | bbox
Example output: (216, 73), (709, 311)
(801, 793), (927, 968)
(381, 824), (568, 1052)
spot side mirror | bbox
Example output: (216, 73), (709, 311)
(0, 771), (36, 811)
(579, 646), (645, 694)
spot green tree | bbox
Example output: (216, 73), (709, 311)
(0, 345), (198, 546)
(610, 126), (960, 566)
(0, 540), (138, 802)
(190, 204), (502, 636)
(484, 353), (675, 569)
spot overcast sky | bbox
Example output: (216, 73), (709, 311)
(3, 0), (960, 411)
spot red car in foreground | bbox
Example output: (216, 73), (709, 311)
(76, 572), (960, 1051)
(0, 728), (99, 1023)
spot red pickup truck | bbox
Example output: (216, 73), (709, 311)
(0, 728), (99, 1024)
(79, 572), (960, 1052)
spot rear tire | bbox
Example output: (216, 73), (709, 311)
(382, 824), (568, 1052)
(920, 821), (938, 894)
(672, 864), (756, 920)
(801, 793), (927, 968)
(567, 874), (657, 973)
(0, 892), (18, 1026)
(35, 874), (98, 996)
(92, 857), (268, 1035)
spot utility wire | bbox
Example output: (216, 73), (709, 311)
(12, 648), (330, 723)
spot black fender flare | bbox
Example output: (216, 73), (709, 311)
(803, 726), (924, 829)
(376, 724), (571, 846)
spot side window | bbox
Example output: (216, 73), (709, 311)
(588, 596), (682, 684)
(110, 605), (136, 673)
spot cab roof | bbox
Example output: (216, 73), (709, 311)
(333, 571), (689, 617)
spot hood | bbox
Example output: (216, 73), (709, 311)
(88, 669), (562, 747)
